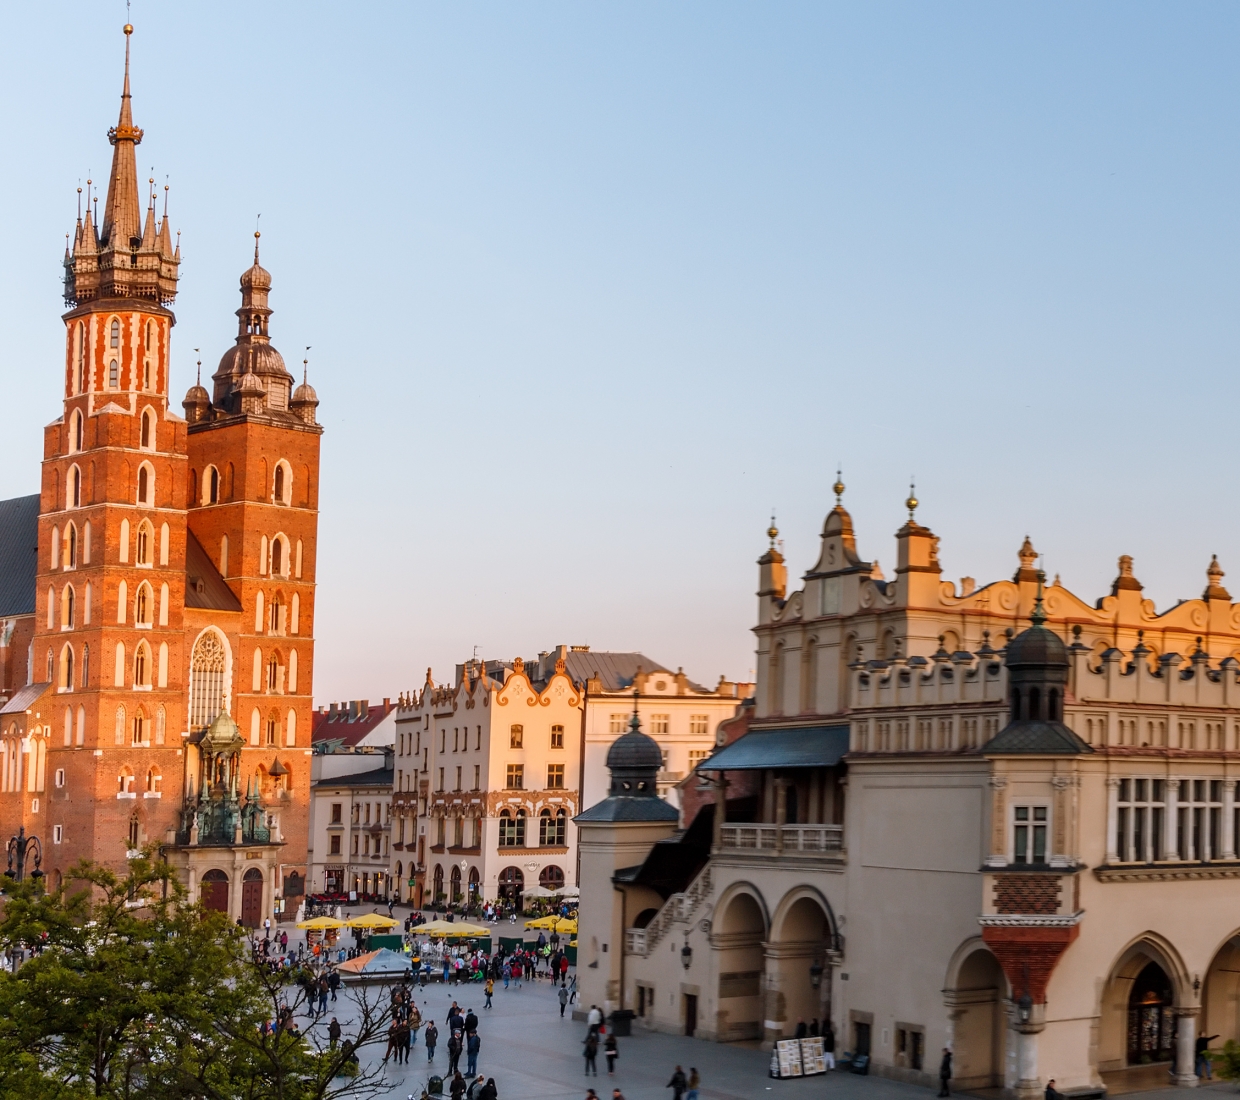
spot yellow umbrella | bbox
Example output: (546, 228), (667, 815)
(555, 917), (577, 934)
(346, 912), (400, 929)
(297, 915), (345, 930)
(568, 939), (577, 948)
(523, 915), (559, 930)
(415, 919), (491, 937)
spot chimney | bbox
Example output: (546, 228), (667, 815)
(329, 702), (339, 719)
(360, 700), (369, 720)
(383, 697), (390, 709)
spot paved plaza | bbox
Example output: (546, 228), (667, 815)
(284, 922), (1237, 1100)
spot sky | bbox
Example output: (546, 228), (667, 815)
(3, 3), (1240, 704)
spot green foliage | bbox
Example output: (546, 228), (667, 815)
(0, 852), (391, 1100)
(1211, 1039), (1240, 1084)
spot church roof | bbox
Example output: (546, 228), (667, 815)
(695, 724), (850, 771)
(575, 795), (680, 823)
(558, 650), (706, 693)
(0, 495), (39, 617)
(0, 683), (51, 715)
(981, 720), (1093, 755)
(184, 532), (242, 612)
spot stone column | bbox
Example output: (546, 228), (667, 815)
(1105, 777), (1120, 863)
(1164, 779), (1180, 861)
(1014, 1004), (1046, 1100)
(1223, 780), (1236, 860)
(1174, 1009), (1199, 1087)
(774, 777), (788, 853)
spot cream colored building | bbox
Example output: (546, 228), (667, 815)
(577, 483), (1240, 1098)
(306, 746), (392, 898)
(392, 653), (584, 907)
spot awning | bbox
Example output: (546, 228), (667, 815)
(694, 724), (850, 771)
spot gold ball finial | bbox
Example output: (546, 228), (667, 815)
(833, 469), (845, 504)
(767, 513), (779, 546)
(124, 23), (133, 34)
(255, 230), (261, 239)
(905, 480), (918, 521)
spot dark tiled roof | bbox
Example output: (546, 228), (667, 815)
(312, 766), (394, 789)
(575, 794), (680, 823)
(561, 651), (705, 693)
(312, 700), (398, 748)
(184, 532), (242, 612)
(982, 720), (1094, 755)
(0, 683), (51, 715)
(695, 724), (850, 771)
(0, 495), (39, 617)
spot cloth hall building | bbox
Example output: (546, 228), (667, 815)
(577, 481), (1240, 1097)
(0, 26), (322, 925)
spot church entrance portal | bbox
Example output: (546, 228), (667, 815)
(240, 868), (263, 927)
(1128, 961), (1174, 1066)
(201, 869), (229, 914)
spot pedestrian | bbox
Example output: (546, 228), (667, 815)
(465, 1008), (478, 1034)
(327, 1017), (341, 1050)
(1197, 1034), (1219, 1079)
(685, 1068), (700, 1100)
(586, 1091), (599, 1100)
(1045, 1080), (1064, 1100)
(467, 1030), (481, 1077)
(559, 985), (569, 1017)
(584, 1032), (599, 1076)
(399, 1018), (412, 1063)
(938, 1048), (952, 1097)
(667, 1065), (687, 1100)
(384, 1021), (399, 1063)
(503, 964), (511, 990)
(612, 1091), (625, 1100)
(450, 1072), (467, 1100)
(479, 1078), (498, 1100)
(448, 1028), (463, 1075)
(794, 1017), (807, 1039)
(587, 1004), (602, 1037)
(823, 1021), (836, 1070)
(329, 968), (340, 1001)
(317, 977), (329, 1017)
(604, 1031), (618, 1075)
(485, 978), (494, 1009)
(468, 1076), (485, 1100)
(425, 1021), (438, 1062)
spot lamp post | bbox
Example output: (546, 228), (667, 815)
(809, 959), (825, 989)
(5, 827), (42, 884)
(1017, 991), (1032, 1025)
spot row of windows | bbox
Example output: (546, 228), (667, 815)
(52, 516), (168, 572)
(433, 763), (564, 792)
(65, 407), (159, 457)
(70, 318), (160, 397)
(497, 808), (568, 847)
(193, 460), (296, 508)
(258, 534), (304, 579)
(251, 646), (300, 695)
(60, 461), (159, 511)
(1112, 777), (1237, 863)
(0, 733), (47, 793)
(116, 766), (163, 797)
(1084, 715), (1234, 751)
(607, 713), (711, 735)
(254, 590), (302, 636)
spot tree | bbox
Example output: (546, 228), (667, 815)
(0, 852), (394, 1100)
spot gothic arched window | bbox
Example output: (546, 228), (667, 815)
(110, 319), (120, 348)
(189, 630), (228, 731)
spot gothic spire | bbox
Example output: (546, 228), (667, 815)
(101, 24), (144, 251)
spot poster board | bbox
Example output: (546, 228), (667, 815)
(800, 1037), (826, 1075)
(776, 1039), (804, 1077)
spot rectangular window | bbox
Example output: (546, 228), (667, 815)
(510, 724), (523, 748)
(688, 750), (708, 770)
(689, 715), (709, 736)
(1013, 805), (1047, 864)
(329, 834), (341, 856)
(455, 766), (462, 791)
(454, 728), (459, 751)
(438, 767), (444, 792)
(550, 724), (564, 748)
(53, 824), (63, 844)
(506, 764), (524, 790)
(351, 835), (359, 856)
(454, 818), (463, 847)
(476, 726), (481, 750)
(610, 714), (627, 734)
(331, 802), (342, 824)
(473, 765), (480, 790)
(54, 768), (66, 789)
(547, 764), (564, 789)
(651, 714), (670, 735)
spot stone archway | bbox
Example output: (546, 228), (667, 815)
(713, 885), (768, 1042)
(944, 942), (1007, 1089)
(1202, 933), (1240, 1047)
(1098, 936), (1191, 1086)
(765, 888), (834, 1044)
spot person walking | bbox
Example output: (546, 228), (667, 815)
(1197, 1033), (1220, 1079)
(485, 978), (494, 1009)
(317, 976), (329, 1017)
(329, 968), (340, 1001)
(450, 1071), (467, 1100)
(467, 1030), (481, 1077)
(479, 1078), (498, 1100)
(667, 1065), (687, 1100)
(587, 1005), (602, 1037)
(383, 1021), (400, 1064)
(465, 1008), (478, 1035)
(604, 1032), (618, 1075)
(938, 1048), (952, 1097)
(425, 1021), (438, 1062)
(448, 1029), (464, 1075)
(327, 1017), (341, 1050)
(584, 1032), (599, 1076)
(823, 1021), (836, 1070)
(559, 985), (569, 1018)
(468, 1075), (486, 1100)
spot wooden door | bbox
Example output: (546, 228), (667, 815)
(241, 871), (263, 927)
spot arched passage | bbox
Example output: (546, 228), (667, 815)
(765, 888), (834, 1043)
(944, 941), (1007, 1089)
(714, 885), (768, 1041)
(1202, 933), (1240, 1048)
(1098, 936), (1190, 1076)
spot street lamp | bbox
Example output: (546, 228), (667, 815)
(1017, 992), (1032, 1024)
(809, 959), (825, 989)
(4, 827), (42, 884)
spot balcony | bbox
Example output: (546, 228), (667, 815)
(717, 823), (844, 859)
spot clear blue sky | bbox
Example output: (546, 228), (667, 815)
(3, 3), (1240, 703)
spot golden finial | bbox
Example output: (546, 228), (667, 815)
(767, 513), (779, 547)
(833, 469), (845, 504)
(905, 479), (918, 521)
(124, 23), (133, 35)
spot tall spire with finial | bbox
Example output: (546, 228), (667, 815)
(905, 479), (918, 522)
(767, 513), (778, 548)
(102, 23), (143, 251)
(833, 469), (845, 506)
(1031, 569), (1047, 627)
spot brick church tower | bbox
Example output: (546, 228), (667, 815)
(19, 25), (322, 923)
